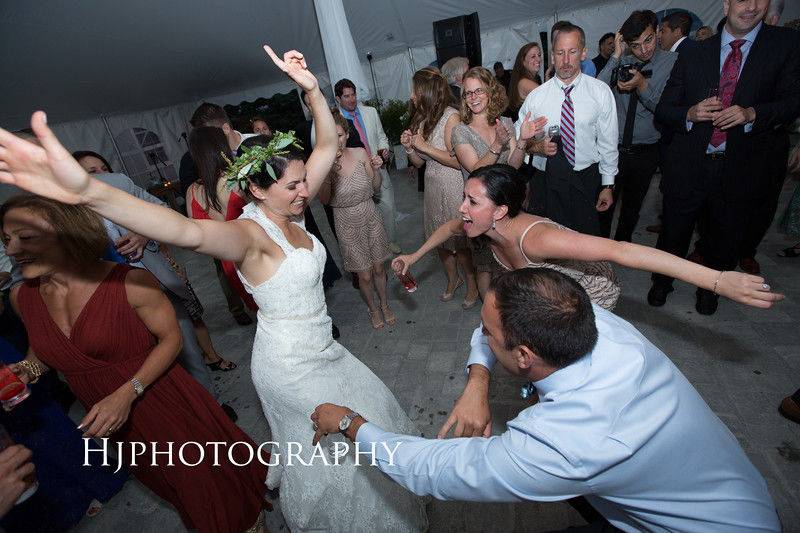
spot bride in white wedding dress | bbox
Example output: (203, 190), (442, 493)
(0, 47), (427, 532)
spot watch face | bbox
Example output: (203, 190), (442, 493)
(338, 416), (350, 432)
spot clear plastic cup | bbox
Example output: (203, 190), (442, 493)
(0, 363), (30, 411)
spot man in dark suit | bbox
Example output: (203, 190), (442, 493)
(650, 0), (800, 315)
(659, 11), (697, 54)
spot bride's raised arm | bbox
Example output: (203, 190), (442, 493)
(262, 46), (337, 199)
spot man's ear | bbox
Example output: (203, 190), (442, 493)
(581, 47), (588, 61)
(334, 95), (341, 107)
(515, 344), (535, 369)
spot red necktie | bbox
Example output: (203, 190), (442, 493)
(710, 39), (745, 148)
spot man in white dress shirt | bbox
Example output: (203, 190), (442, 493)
(312, 268), (779, 532)
(517, 23), (618, 236)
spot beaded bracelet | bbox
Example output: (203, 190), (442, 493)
(713, 271), (725, 295)
(17, 360), (46, 384)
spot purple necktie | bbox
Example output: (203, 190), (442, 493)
(560, 85), (576, 167)
(710, 39), (745, 148)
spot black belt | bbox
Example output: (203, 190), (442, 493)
(618, 143), (656, 155)
(705, 151), (726, 160)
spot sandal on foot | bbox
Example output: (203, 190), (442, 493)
(461, 294), (479, 310)
(86, 499), (103, 517)
(205, 355), (237, 372)
(369, 309), (385, 329)
(440, 278), (463, 302)
(381, 305), (397, 326)
(777, 245), (800, 258)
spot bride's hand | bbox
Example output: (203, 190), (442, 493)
(714, 271), (784, 308)
(0, 112), (92, 204)
(263, 46), (318, 93)
(391, 254), (416, 275)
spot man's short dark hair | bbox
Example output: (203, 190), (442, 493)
(599, 32), (615, 46)
(490, 268), (598, 369)
(620, 10), (659, 43)
(663, 11), (692, 37)
(334, 78), (356, 98)
(551, 21), (586, 48)
(190, 102), (230, 129)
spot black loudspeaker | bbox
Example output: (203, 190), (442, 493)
(433, 12), (481, 68)
(539, 31), (549, 72)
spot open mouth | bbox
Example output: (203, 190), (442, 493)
(462, 217), (474, 232)
(15, 257), (35, 265)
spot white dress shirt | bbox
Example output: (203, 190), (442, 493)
(516, 73), (618, 185)
(356, 305), (779, 532)
(670, 36), (688, 52)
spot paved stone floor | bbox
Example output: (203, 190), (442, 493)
(75, 167), (800, 532)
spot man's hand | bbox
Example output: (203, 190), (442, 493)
(712, 105), (755, 130)
(535, 136), (558, 157)
(613, 32), (626, 59)
(115, 232), (148, 262)
(311, 403), (356, 445)
(438, 365), (492, 438)
(617, 69), (647, 93)
(0, 445), (35, 517)
(687, 97), (723, 122)
(596, 188), (614, 212)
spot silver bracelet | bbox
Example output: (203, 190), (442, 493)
(712, 271), (724, 295)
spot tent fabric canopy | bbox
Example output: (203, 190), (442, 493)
(3, 0), (622, 129)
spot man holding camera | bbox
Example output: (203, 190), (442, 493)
(597, 10), (677, 242)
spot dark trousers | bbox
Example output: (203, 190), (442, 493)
(213, 258), (245, 316)
(599, 144), (659, 241)
(545, 149), (602, 236)
(739, 145), (789, 258)
(652, 155), (747, 288)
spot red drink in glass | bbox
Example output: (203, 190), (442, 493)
(393, 260), (418, 293)
(0, 363), (30, 411)
(0, 425), (38, 504)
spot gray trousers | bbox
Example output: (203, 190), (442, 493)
(165, 290), (217, 399)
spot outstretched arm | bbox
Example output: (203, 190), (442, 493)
(0, 113), (259, 263)
(526, 226), (784, 308)
(391, 218), (465, 274)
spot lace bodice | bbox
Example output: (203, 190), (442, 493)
(237, 203), (333, 354)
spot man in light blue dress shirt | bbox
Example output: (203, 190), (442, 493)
(312, 268), (779, 532)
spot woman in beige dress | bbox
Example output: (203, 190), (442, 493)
(319, 109), (395, 329)
(401, 66), (479, 308)
(450, 66), (543, 298)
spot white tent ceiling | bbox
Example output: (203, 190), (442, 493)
(1, 0), (619, 129)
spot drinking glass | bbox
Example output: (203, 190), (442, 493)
(0, 363), (30, 411)
(392, 260), (417, 293)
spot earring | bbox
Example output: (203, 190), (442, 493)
(491, 219), (496, 230)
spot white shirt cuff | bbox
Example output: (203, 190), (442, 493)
(466, 325), (496, 371)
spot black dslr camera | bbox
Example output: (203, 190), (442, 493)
(612, 63), (643, 83)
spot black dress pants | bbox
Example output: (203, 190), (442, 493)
(599, 144), (659, 241)
(652, 154), (748, 288)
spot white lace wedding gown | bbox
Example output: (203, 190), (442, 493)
(237, 203), (427, 532)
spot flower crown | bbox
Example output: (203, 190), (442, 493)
(223, 131), (303, 190)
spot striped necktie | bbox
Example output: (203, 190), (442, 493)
(710, 39), (745, 148)
(560, 85), (576, 167)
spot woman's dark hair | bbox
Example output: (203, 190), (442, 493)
(490, 268), (598, 369)
(508, 43), (542, 110)
(72, 150), (114, 173)
(468, 164), (527, 217)
(238, 135), (305, 199)
(188, 126), (230, 212)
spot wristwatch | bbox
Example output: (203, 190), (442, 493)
(130, 377), (145, 397)
(338, 411), (361, 432)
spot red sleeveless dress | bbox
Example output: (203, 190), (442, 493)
(17, 264), (269, 532)
(190, 189), (257, 311)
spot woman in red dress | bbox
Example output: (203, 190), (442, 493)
(186, 126), (258, 312)
(1, 195), (269, 533)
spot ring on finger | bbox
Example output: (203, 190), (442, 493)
(762, 283), (770, 290)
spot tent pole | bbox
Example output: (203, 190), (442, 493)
(101, 114), (129, 176)
(407, 47), (415, 71)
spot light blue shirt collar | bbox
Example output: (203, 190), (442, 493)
(533, 351), (592, 396)
(339, 106), (360, 121)
(721, 21), (762, 48)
